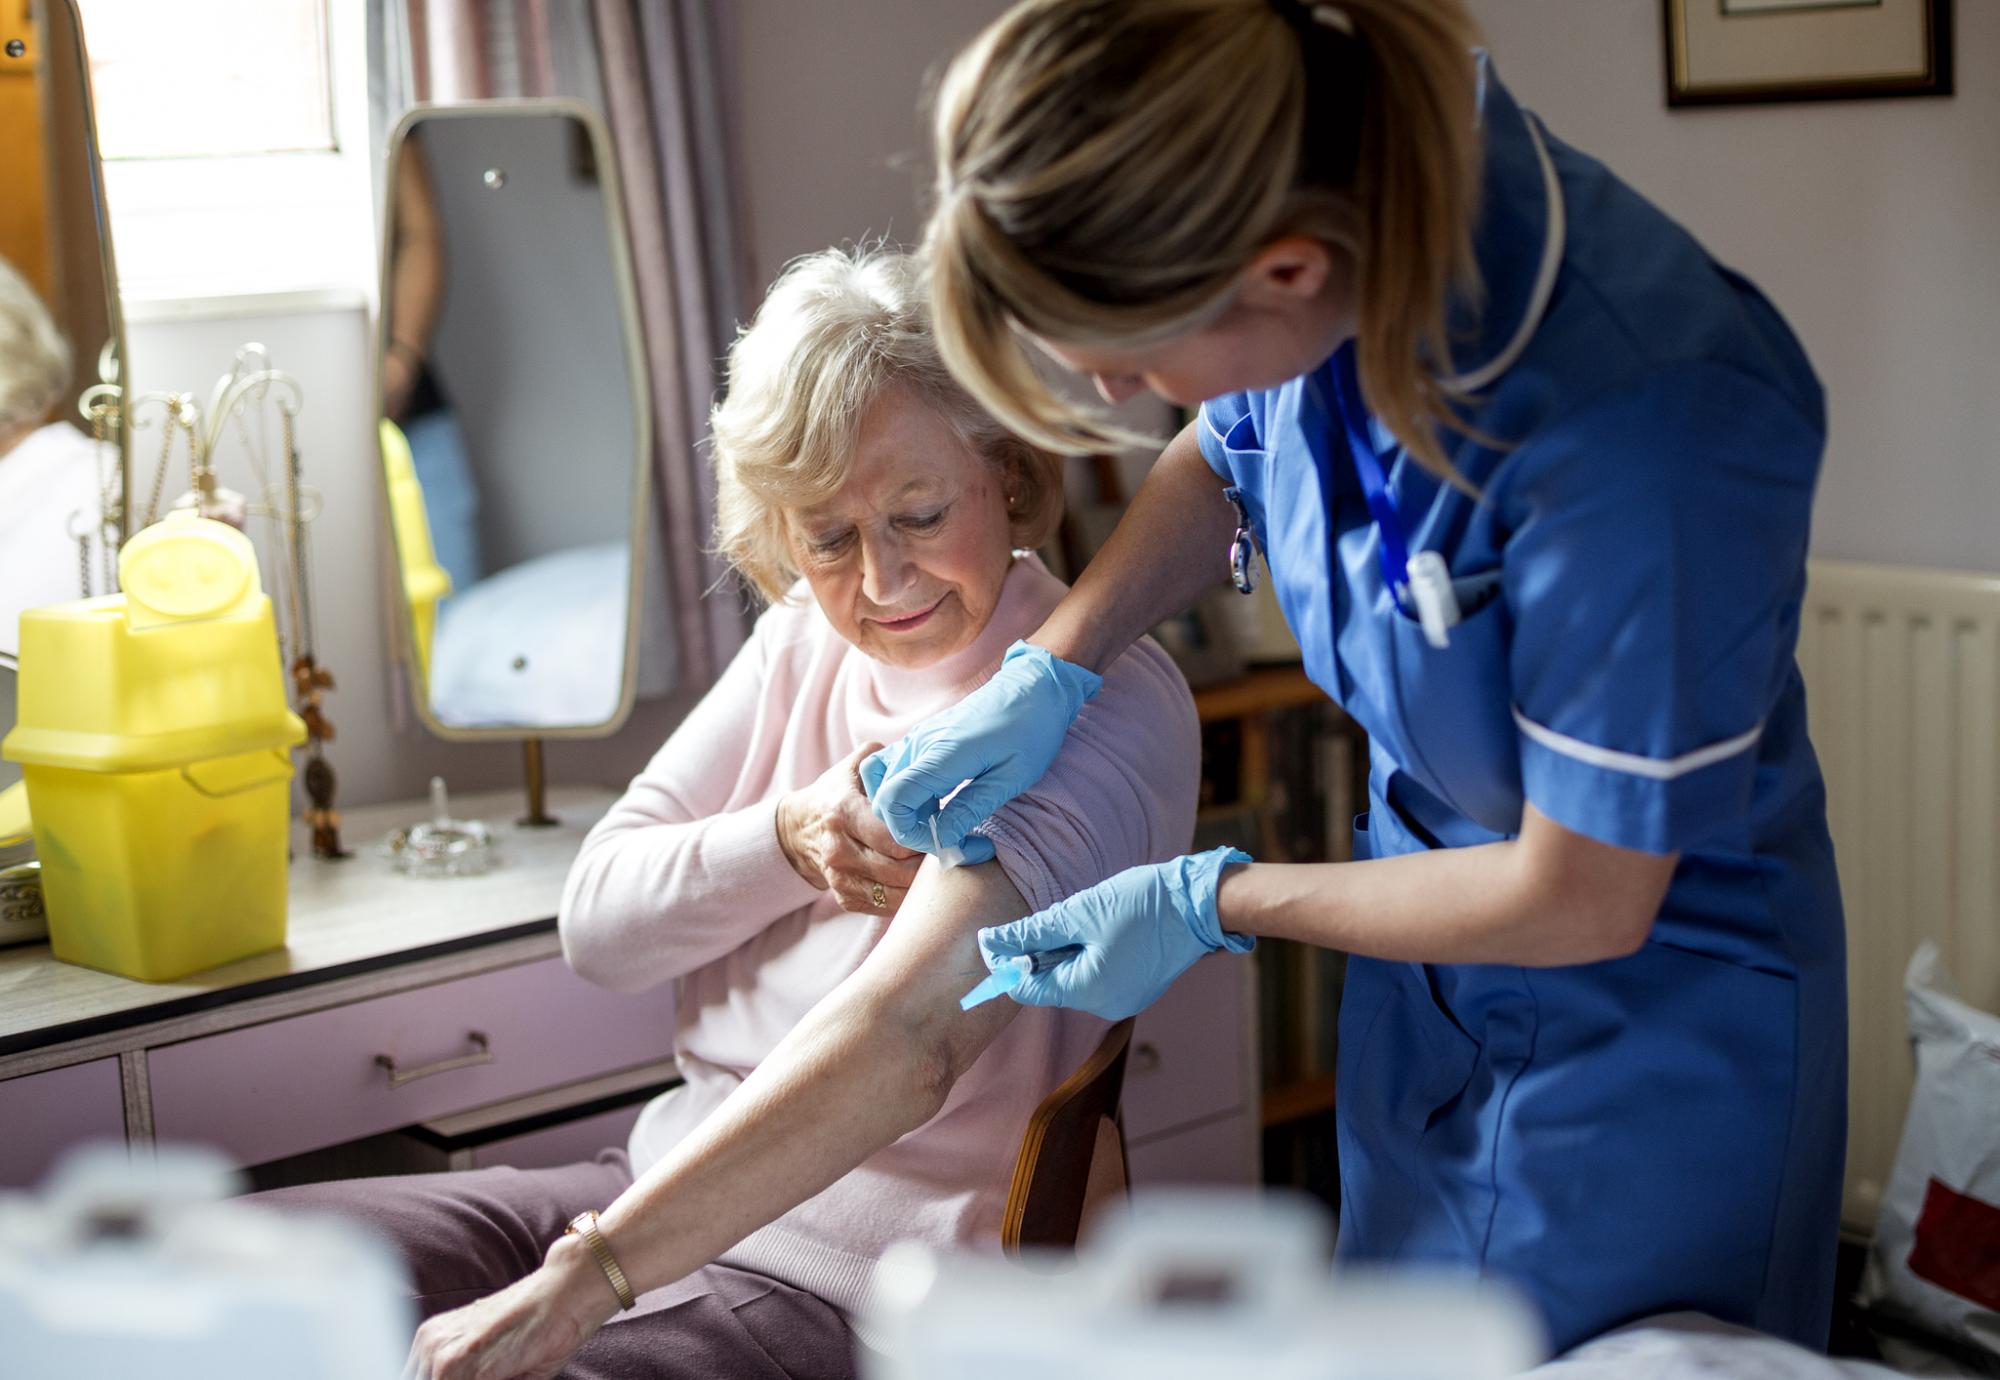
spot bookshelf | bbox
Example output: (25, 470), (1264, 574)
(1259, 1073), (1339, 1130)
(1191, 663), (1364, 1207)
(1191, 663), (1328, 721)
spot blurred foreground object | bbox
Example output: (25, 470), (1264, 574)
(0, 1144), (410, 1378)
(863, 1188), (1544, 1379)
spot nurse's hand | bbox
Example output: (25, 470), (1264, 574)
(404, 1242), (616, 1379)
(977, 847), (1255, 1022)
(861, 641), (1103, 858)
(776, 742), (925, 916)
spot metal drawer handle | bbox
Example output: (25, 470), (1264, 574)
(375, 1031), (493, 1089)
(1130, 1041), (1163, 1075)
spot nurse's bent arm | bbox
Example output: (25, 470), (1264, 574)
(1218, 802), (1678, 967)
(1027, 421), (1678, 967)
(1033, 420), (1240, 673)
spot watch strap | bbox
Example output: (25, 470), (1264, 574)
(565, 1209), (636, 1311)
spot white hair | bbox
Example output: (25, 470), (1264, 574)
(710, 244), (1063, 603)
(0, 259), (72, 438)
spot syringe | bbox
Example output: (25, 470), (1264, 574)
(958, 945), (1085, 1010)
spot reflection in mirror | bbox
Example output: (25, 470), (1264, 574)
(378, 103), (658, 735)
(0, 0), (127, 659)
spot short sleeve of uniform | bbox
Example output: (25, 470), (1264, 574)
(1196, 392), (1259, 481)
(1498, 363), (1824, 855)
(973, 638), (1200, 910)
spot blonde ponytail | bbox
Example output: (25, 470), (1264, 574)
(1344, 0), (1484, 483)
(926, 0), (1485, 481)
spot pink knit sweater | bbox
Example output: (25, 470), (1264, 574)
(557, 555), (1199, 1321)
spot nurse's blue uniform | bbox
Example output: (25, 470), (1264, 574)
(1196, 61), (1846, 1354)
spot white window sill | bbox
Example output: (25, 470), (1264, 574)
(123, 286), (369, 324)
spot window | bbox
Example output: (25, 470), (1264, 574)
(84, 0), (333, 161)
(76, 0), (374, 307)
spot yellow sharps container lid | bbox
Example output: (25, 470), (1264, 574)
(119, 510), (260, 628)
(1, 513), (306, 774)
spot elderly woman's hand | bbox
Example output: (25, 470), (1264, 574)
(404, 1241), (617, 1380)
(777, 742), (925, 915)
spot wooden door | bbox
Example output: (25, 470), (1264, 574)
(0, 0), (52, 300)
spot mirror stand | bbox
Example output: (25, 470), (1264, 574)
(518, 738), (558, 829)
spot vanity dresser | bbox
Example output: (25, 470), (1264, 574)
(0, 786), (1256, 1193)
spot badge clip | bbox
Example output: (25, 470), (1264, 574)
(1223, 486), (1259, 595)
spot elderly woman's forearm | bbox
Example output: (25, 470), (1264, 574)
(592, 977), (973, 1293)
(1035, 423), (1237, 673)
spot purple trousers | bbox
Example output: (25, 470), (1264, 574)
(249, 1150), (858, 1380)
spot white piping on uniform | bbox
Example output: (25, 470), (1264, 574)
(1444, 114), (1567, 395)
(1512, 705), (1763, 782)
(1200, 405), (1233, 447)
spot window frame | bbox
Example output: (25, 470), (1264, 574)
(88, 0), (376, 311)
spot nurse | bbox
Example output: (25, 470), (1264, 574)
(866, 0), (1847, 1355)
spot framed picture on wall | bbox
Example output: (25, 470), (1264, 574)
(1663, 0), (1952, 107)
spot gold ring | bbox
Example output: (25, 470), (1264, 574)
(869, 882), (888, 910)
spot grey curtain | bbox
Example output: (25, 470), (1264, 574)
(367, 0), (753, 688)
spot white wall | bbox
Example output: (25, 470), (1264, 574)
(730, 1), (1005, 286)
(1466, 0), (1998, 574)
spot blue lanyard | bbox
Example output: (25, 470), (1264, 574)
(1328, 348), (1412, 614)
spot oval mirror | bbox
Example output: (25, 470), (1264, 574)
(376, 101), (659, 739)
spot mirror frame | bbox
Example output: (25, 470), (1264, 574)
(374, 99), (655, 743)
(36, 0), (131, 546)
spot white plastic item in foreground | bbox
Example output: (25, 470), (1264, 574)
(1857, 943), (2000, 1360)
(861, 1187), (1546, 1379)
(1541, 1313), (1902, 1379)
(0, 1144), (412, 1379)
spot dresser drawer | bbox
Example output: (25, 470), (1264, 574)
(1123, 953), (1249, 1142)
(463, 1102), (648, 1173)
(1127, 1109), (1256, 1187)
(0, 1058), (125, 1187)
(149, 958), (674, 1166)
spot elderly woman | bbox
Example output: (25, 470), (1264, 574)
(263, 247), (1198, 1380)
(0, 258), (112, 656)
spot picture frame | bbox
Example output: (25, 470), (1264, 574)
(1663, 0), (1952, 107)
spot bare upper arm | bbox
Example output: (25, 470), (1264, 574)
(846, 856), (1033, 1077)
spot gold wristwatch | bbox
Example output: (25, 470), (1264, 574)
(564, 1209), (636, 1311)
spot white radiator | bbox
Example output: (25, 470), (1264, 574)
(1796, 559), (2000, 1230)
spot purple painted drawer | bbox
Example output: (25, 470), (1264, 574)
(1127, 1111), (1255, 1187)
(1124, 953), (1247, 1142)
(465, 1101), (648, 1172)
(149, 958), (674, 1166)
(0, 1058), (125, 1187)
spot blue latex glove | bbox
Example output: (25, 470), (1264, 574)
(861, 641), (1102, 862)
(976, 847), (1255, 1021)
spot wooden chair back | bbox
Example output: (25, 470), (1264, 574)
(1001, 1017), (1136, 1256)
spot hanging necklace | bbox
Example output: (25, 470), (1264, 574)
(70, 398), (125, 598)
(279, 402), (348, 859)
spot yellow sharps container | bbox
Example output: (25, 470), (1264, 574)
(0, 512), (306, 981)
